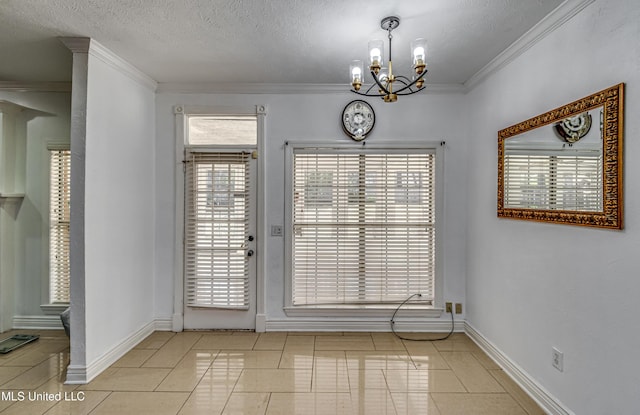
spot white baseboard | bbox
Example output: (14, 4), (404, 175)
(265, 317), (464, 332)
(65, 364), (92, 384)
(12, 315), (63, 330)
(171, 313), (184, 332)
(65, 319), (165, 384)
(464, 322), (574, 415)
(154, 318), (173, 331)
(255, 314), (267, 333)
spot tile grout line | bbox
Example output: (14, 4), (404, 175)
(219, 367), (245, 415)
(84, 390), (112, 415)
(430, 391), (445, 415)
(486, 368), (538, 415)
(275, 333), (287, 368)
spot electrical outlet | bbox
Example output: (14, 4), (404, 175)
(270, 225), (283, 237)
(455, 303), (463, 314)
(552, 347), (564, 372)
(445, 302), (453, 313)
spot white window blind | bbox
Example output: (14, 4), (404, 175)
(292, 150), (436, 306)
(185, 152), (250, 308)
(504, 150), (602, 211)
(49, 149), (71, 303)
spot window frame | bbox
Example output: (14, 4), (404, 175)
(283, 141), (445, 317)
(47, 145), (71, 308)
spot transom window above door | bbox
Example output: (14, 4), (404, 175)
(188, 115), (257, 146)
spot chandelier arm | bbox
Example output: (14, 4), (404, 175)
(363, 82), (379, 95)
(363, 82), (385, 96)
(394, 77), (410, 87)
(370, 70), (391, 95)
(350, 89), (385, 97)
(350, 81), (385, 97)
(396, 87), (426, 96)
(393, 70), (428, 95)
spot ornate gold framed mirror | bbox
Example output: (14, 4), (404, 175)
(498, 83), (624, 229)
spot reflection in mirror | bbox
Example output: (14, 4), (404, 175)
(498, 84), (624, 229)
(504, 106), (603, 212)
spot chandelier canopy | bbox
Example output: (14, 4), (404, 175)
(350, 16), (427, 103)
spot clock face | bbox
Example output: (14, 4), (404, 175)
(342, 100), (375, 141)
(554, 112), (592, 143)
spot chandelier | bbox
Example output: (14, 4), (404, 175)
(350, 16), (428, 102)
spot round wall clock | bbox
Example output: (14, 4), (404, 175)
(341, 100), (375, 141)
(554, 111), (592, 143)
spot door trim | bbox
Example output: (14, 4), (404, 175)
(172, 104), (266, 332)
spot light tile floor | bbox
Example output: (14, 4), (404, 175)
(0, 330), (546, 414)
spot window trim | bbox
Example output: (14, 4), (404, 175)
(283, 141), (445, 317)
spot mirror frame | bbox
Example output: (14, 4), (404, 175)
(498, 83), (624, 229)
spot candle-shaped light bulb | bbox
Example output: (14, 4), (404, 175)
(349, 60), (364, 91)
(368, 40), (384, 73)
(411, 38), (427, 74)
(370, 48), (381, 62)
(352, 66), (362, 80)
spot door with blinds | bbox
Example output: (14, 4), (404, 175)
(183, 151), (257, 329)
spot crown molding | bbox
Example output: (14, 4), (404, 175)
(88, 40), (158, 91)
(58, 37), (91, 53)
(59, 37), (157, 91)
(0, 81), (71, 92)
(464, 0), (595, 91)
(156, 82), (466, 95)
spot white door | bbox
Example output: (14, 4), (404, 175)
(183, 150), (257, 329)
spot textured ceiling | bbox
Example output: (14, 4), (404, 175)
(0, 0), (564, 85)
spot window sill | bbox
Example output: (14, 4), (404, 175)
(40, 303), (69, 315)
(284, 305), (443, 318)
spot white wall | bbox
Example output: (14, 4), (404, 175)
(0, 91), (70, 325)
(83, 50), (156, 366)
(154, 91), (469, 328)
(465, 1), (640, 414)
